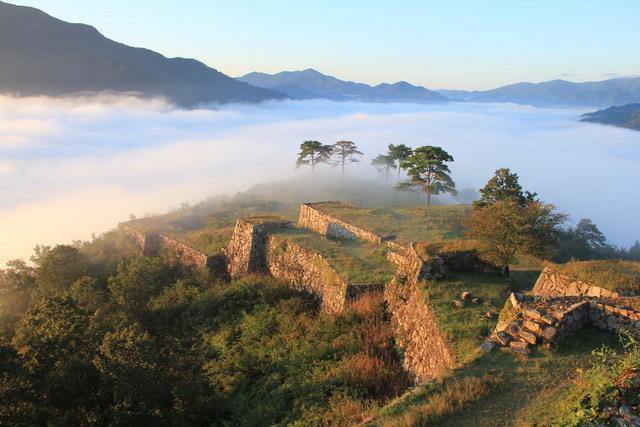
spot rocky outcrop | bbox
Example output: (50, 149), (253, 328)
(532, 267), (619, 299)
(298, 202), (383, 244)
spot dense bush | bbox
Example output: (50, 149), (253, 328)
(0, 231), (408, 425)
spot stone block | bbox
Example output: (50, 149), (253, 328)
(461, 291), (472, 300)
(518, 330), (537, 345)
(523, 320), (542, 334)
(541, 326), (558, 342)
(523, 308), (542, 321)
(480, 338), (494, 352)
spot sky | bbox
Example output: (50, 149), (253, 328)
(1, 95), (639, 266)
(10, 0), (640, 90)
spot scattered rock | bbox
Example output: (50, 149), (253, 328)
(486, 311), (495, 319)
(471, 297), (480, 304)
(540, 314), (556, 325)
(452, 299), (465, 308)
(461, 291), (472, 301)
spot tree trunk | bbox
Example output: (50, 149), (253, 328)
(426, 190), (431, 206)
(341, 157), (345, 176)
(385, 166), (389, 183)
(397, 166), (401, 182)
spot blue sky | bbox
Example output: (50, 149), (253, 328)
(11, 0), (640, 89)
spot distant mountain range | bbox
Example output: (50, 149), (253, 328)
(580, 103), (640, 130)
(238, 69), (448, 103)
(3, 1), (640, 110)
(438, 78), (640, 108)
(0, 1), (284, 106)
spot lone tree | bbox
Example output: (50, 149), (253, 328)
(296, 140), (332, 174)
(387, 143), (413, 182)
(398, 146), (456, 206)
(467, 200), (566, 276)
(468, 170), (565, 275)
(371, 154), (397, 182)
(331, 140), (363, 175)
(473, 168), (537, 209)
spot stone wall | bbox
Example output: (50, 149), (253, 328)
(265, 236), (349, 314)
(120, 223), (225, 273)
(384, 243), (457, 383)
(298, 202), (382, 244)
(225, 218), (289, 278)
(532, 267), (619, 299)
(490, 293), (640, 353)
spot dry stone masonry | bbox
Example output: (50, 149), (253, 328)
(489, 268), (640, 354)
(298, 202), (385, 244)
(533, 267), (619, 298)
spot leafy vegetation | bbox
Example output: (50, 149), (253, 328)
(0, 232), (409, 425)
(398, 146), (457, 206)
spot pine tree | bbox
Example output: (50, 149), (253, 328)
(398, 146), (456, 206)
(296, 140), (333, 174)
(331, 140), (363, 175)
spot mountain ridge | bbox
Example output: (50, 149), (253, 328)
(0, 1), (286, 107)
(580, 103), (640, 130)
(238, 69), (448, 103)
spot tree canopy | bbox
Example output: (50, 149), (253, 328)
(296, 140), (332, 173)
(387, 143), (413, 182)
(473, 168), (537, 209)
(398, 146), (456, 205)
(331, 140), (363, 175)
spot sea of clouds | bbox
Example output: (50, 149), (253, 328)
(1, 94), (639, 266)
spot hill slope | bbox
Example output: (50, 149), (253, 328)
(0, 1), (285, 106)
(438, 78), (640, 107)
(238, 69), (448, 103)
(580, 103), (640, 130)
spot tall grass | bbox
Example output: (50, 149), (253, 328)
(554, 260), (640, 295)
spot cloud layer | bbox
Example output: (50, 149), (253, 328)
(1, 95), (639, 265)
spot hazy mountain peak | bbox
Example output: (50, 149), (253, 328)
(0, 1), (285, 106)
(238, 69), (447, 104)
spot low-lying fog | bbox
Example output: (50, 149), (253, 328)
(1, 95), (639, 265)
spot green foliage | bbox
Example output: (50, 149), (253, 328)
(107, 257), (175, 314)
(556, 333), (640, 425)
(466, 200), (567, 273)
(398, 146), (456, 205)
(387, 143), (413, 182)
(31, 245), (88, 300)
(296, 140), (333, 173)
(332, 140), (363, 174)
(473, 167), (537, 209)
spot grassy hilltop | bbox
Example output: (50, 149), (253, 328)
(1, 177), (639, 425)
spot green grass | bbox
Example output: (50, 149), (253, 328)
(422, 273), (512, 363)
(369, 327), (623, 426)
(271, 228), (396, 284)
(554, 259), (640, 295)
(316, 202), (470, 244)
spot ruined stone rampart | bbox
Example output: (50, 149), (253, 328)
(532, 267), (619, 299)
(119, 223), (226, 273)
(384, 243), (457, 383)
(298, 202), (383, 244)
(488, 265), (633, 353)
(225, 218), (290, 278)
(265, 236), (349, 314)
